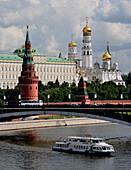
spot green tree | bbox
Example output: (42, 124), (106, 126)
(48, 81), (54, 89)
(61, 81), (69, 88)
(54, 78), (59, 88)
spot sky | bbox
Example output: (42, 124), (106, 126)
(0, 0), (131, 74)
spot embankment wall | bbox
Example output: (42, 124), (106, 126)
(0, 118), (110, 131)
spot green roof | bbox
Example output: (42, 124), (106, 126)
(0, 54), (23, 61)
(46, 57), (74, 63)
(13, 48), (42, 56)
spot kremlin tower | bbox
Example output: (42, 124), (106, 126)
(75, 76), (90, 104)
(68, 35), (77, 61)
(19, 26), (39, 102)
(82, 17), (93, 69)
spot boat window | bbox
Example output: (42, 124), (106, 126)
(80, 139), (86, 142)
(102, 147), (106, 150)
(93, 140), (99, 143)
(99, 140), (104, 142)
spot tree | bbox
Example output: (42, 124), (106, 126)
(54, 78), (59, 88)
(61, 81), (69, 88)
(38, 81), (46, 91)
(48, 81), (54, 89)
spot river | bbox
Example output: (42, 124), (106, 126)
(0, 123), (130, 170)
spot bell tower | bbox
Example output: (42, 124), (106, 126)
(68, 34), (77, 61)
(82, 17), (93, 69)
(19, 26), (39, 101)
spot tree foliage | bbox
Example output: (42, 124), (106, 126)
(0, 73), (131, 105)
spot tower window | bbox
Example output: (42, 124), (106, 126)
(87, 51), (89, 55)
(30, 86), (32, 90)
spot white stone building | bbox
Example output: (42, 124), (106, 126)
(0, 46), (76, 89)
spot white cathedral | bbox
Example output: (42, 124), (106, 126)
(68, 18), (125, 86)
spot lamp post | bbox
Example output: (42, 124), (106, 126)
(93, 84), (97, 105)
(3, 95), (6, 105)
(121, 87), (126, 108)
(47, 84), (50, 105)
(94, 93), (97, 105)
(120, 87), (126, 119)
(18, 94), (21, 106)
(120, 94), (123, 106)
(47, 94), (50, 105)
(68, 83), (71, 105)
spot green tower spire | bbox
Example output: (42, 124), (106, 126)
(26, 25), (30, 42)
(23, 25), (34, 65)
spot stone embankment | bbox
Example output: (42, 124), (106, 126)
(0, 117), (111, 131)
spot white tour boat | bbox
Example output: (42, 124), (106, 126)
(52, 136), (115, 156)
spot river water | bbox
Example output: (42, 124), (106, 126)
(0, 123), (130, 170)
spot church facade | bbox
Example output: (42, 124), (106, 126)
(68, 18), (125, 86)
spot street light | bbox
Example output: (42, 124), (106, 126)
(94, 93), (97, 105)
(68, 93), (71, 105)
(120, 94), (123, 106)
(18, 94), (21, 106)
(47, 94), (50, 105)
(3, 95), (6, 105)
(93, 84), (97, 105)
(120, 87), (126, 120)
(121, 87), (126, 107)
(68, 83), (71, 105)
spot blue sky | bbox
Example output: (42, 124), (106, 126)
(0, 0), (131, 74)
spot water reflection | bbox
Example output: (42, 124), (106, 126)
(0, 124), (130, 170)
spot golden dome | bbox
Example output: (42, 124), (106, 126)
(102, 43), (111, 61)
(68, 40), (76, 47)
(83, 17), (91, 33)
(77, 67), (80, 70)
(102, 50), (111, 61)
(68, 35), (76, 47)
(81, 70), (85, 74)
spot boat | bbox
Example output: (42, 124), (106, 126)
(52, 136), (115, 156)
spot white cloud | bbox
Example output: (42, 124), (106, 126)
(41, 25), (48, 33)
(112, 49), (131, 74)
(28, 0), (42, 5)
(3, 11), (22, 25)
(0, 26), (24, 51)
(106, 22), (131, 46)
(94, 0), (131, 23)
(0, 0), (130, 73)
(46, 35), (59, 54)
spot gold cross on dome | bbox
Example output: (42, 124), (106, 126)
(86, 17), (88, 24)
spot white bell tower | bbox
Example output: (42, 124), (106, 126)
(82, 17), (93, 69)
(68, 34), (77, 61)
